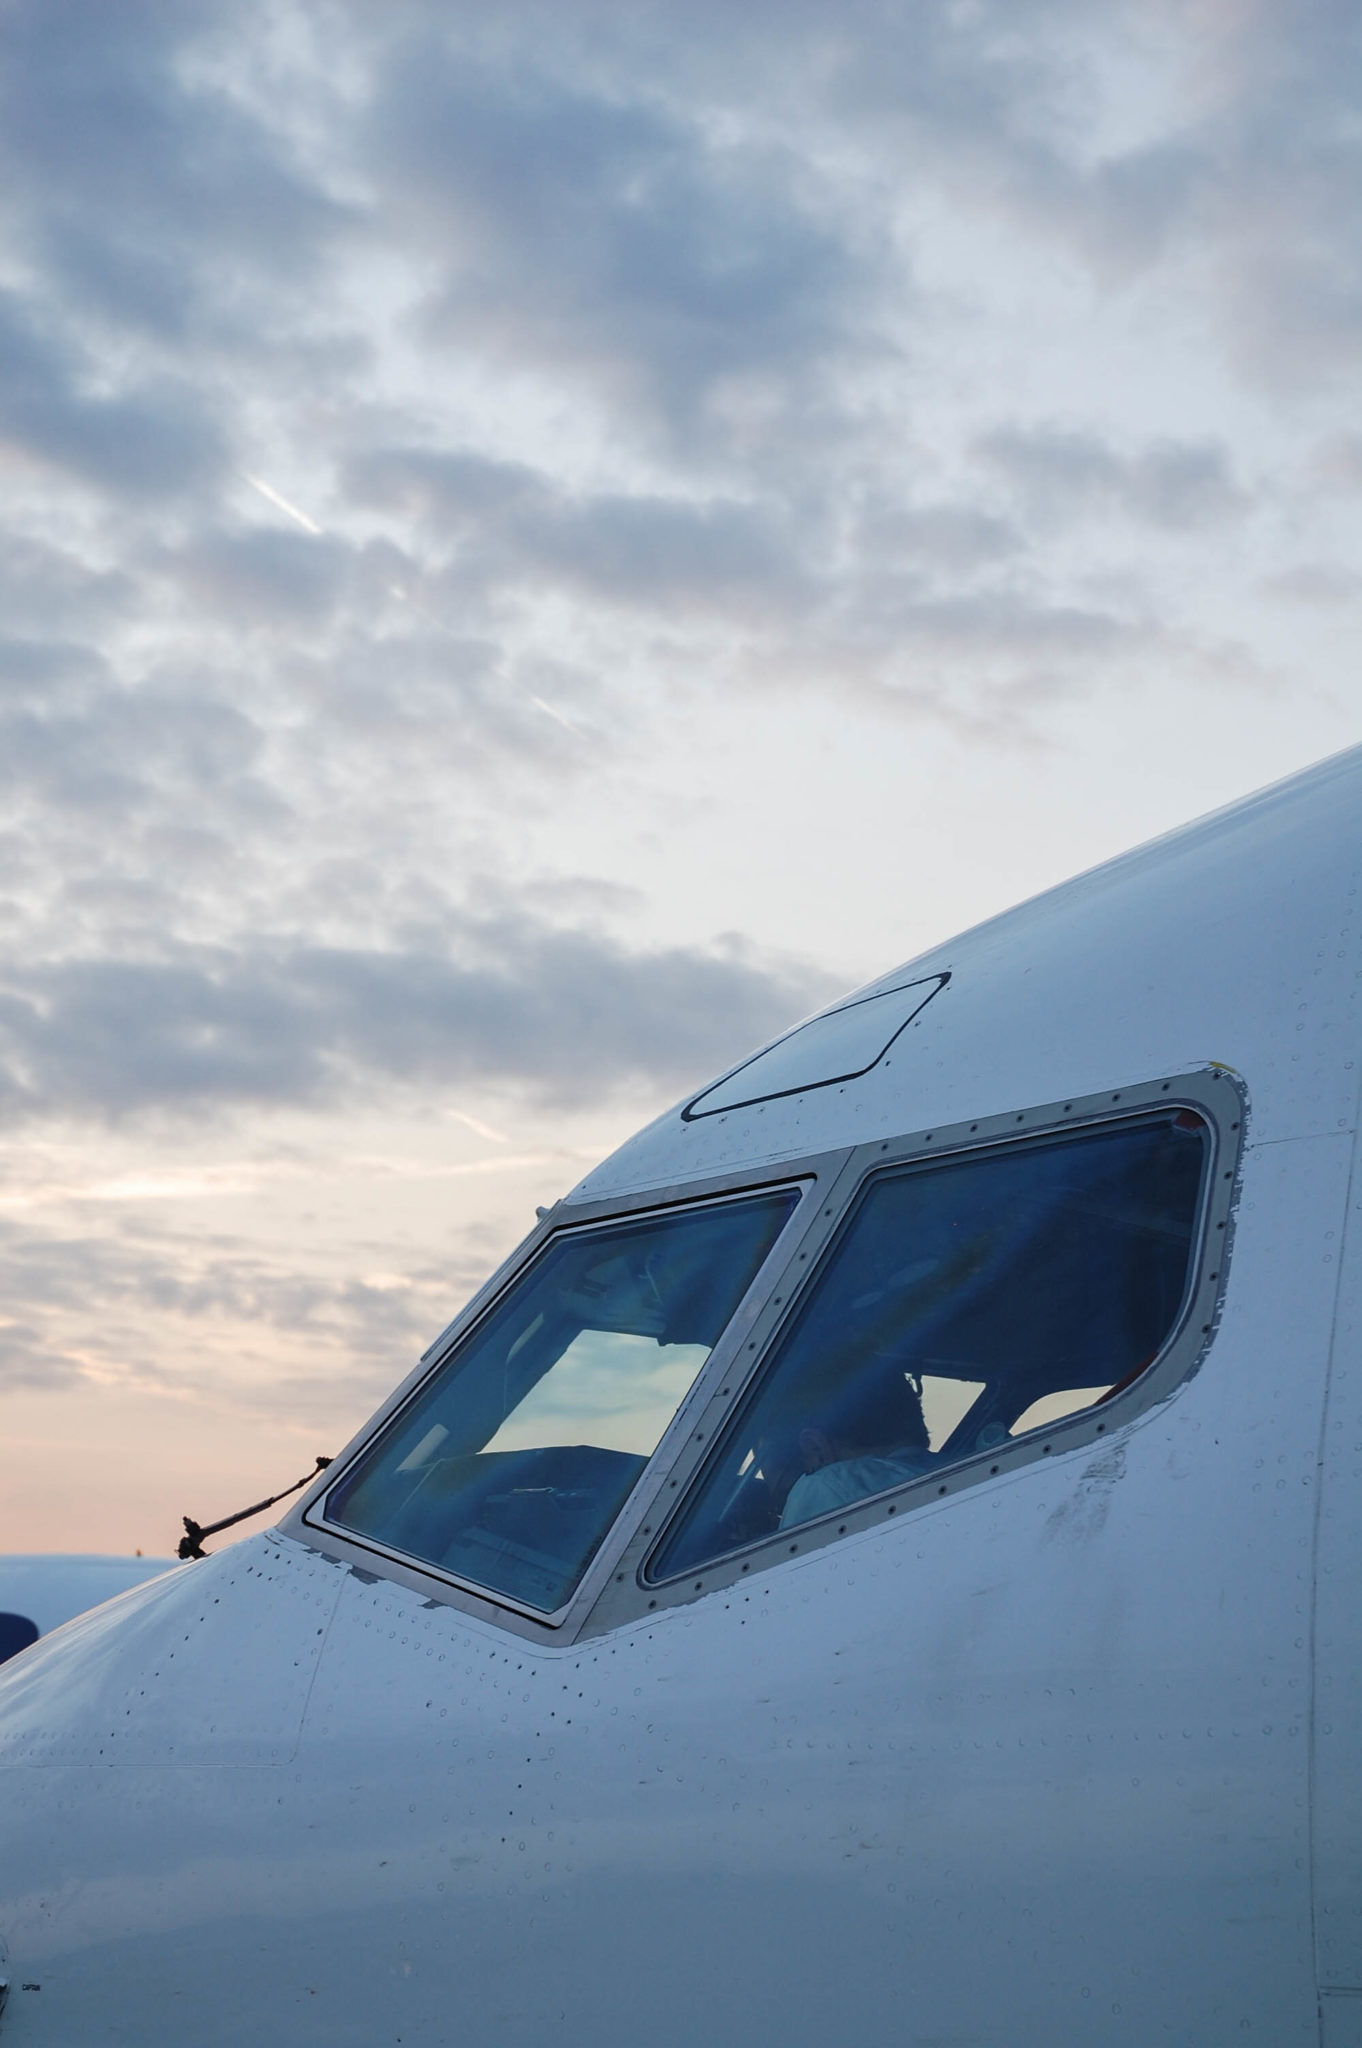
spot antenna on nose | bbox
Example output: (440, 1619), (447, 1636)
(177, 1455), (333, 1560)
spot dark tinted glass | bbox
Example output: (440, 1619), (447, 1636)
(655, 1113), (1208, 1578)
(325, 1189), (796, 1612)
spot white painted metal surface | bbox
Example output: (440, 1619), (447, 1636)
(1, 744), (1359, 2045)
(1323, 1993), (1362, 2047)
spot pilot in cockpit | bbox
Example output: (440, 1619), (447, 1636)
(770, 1363), (934, 1530)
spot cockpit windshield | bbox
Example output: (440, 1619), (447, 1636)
(323, 1188), (797, 1612)
(652, 1111), (1208, 1579)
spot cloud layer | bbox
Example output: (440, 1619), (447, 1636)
(0, 917), (837, 1124)
(1, 1), (1360, 1520)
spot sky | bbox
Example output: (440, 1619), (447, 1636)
(2, 0), (1361, 1555)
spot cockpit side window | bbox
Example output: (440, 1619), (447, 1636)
(651, 1112), (1209, 1580)
(321, 1189), (796, 1614)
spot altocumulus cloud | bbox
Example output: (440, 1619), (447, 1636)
(0, 2), (1360, 1475)
(0, 0), (1352, 1129)
(0, 0), (1349, 853)
(0, 0), (1354, 1108)
(365, 35), (867, 445)
(0, 918), (840, 1125)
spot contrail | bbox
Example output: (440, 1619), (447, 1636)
(529, 693), (584, 737)
(243, 473), (324, 536)
(448, 1110), (511, 1145)
(388, 585), (583, 739)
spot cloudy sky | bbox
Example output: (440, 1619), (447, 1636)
(2, 0), (1360, 1554)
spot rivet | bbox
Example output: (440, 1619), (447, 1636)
(990, 1464), (999, 1475)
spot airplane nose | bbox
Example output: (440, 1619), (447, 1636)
(0, 1536), (355, 2040)
(0, 1538), (343, 1770)
(0, 1533), (557, 2043)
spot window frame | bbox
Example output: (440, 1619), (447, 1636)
(291, 1158), (848, 1644)
(583, 1068), (1243, 1637)
(286, 1069), (1242, 1646)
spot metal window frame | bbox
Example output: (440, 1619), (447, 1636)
(282, 1067), (1243, 1646)
(582, 1066), (1245, 1637)
(287, 1156), (851, 1645)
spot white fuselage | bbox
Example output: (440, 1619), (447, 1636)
(1, 748), (1360, 2046)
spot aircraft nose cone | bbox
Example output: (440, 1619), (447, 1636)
(0, 1537), (351, 2040)
(0, 1536), (342, 1769)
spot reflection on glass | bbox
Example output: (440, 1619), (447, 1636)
(654, 1112), (1208, 1577)
(325, 1190), (796, 1612)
